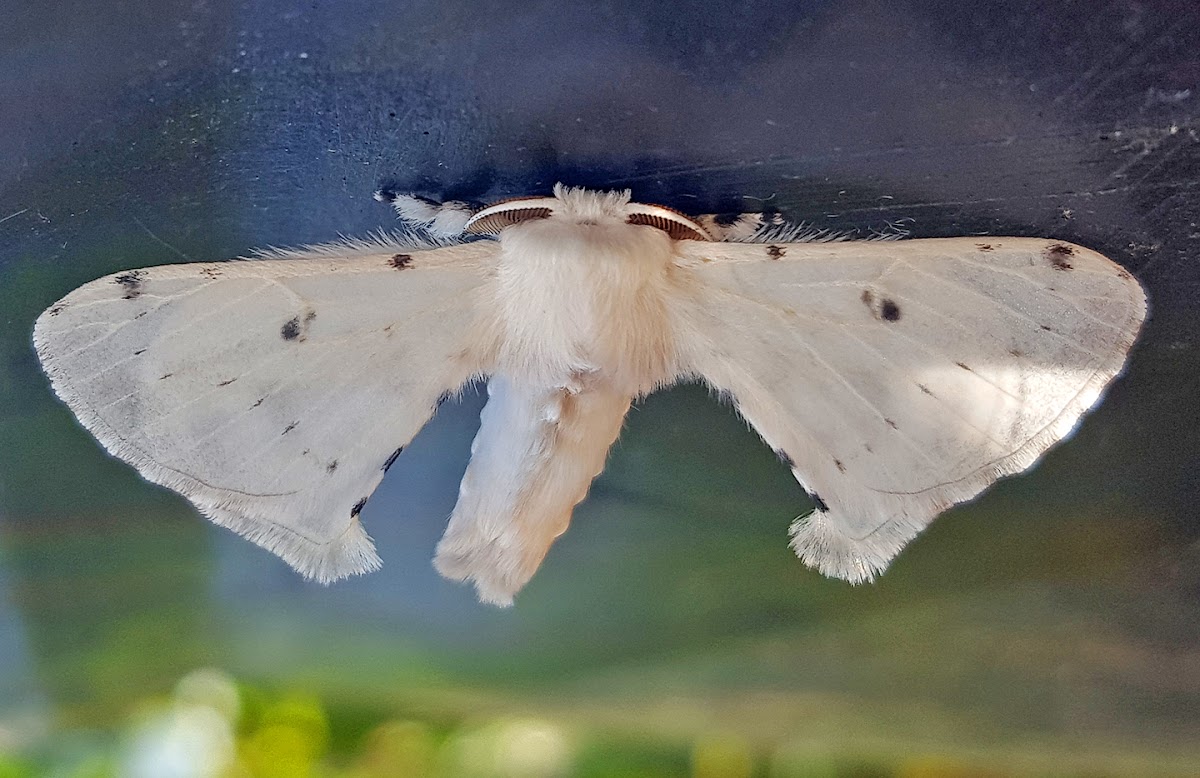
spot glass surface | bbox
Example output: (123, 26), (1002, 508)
(1, 1), (1197, 776)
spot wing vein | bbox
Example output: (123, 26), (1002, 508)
(836, 326), (1012, 452)
(704, 283), (943, 471)
(899, 260), (1109, 361)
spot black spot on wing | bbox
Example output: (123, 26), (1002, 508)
(217, 378), (236, 387)
(48, 304), (66, 316)
(775, 449), (795, 469)
(281, 317), (302, 340)
(133, 349), (146, 356)
(807, 491), (830, 513)
(251, 397), (265, 409)
(1047, 244), (1074, 270)
(351, 497), (368, 518)
(766, 245), (786, 259)
(917, 383), (933, 396)
(390, 253), (413, 269)
(862, 290), (901, 322)
(383, 446), (404, 472)
(955, 361), (971, 371)
(885, 418), (898, 430)
(976, 243), (994, 252)
(282, 421), (298, 435)
(281, 310), (317, 341)
(114, 271), (146, 300)
(158, 373), (173, 380)
(835, 459), (846, 473)
(201, 266), (223, 279)
(326, 460), (338, 473)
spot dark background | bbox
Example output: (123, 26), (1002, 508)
(1, 1), (1198, 776)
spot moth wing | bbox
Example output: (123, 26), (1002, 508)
(33, 240), (500, 582)
(672, 237), (1146, 582)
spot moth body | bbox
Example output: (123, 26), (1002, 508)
(437, 377), (629, 605)
(485, 191), (681, 395)
(446, 195), (688, 603)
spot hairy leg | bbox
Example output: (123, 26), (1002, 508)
(374, 190), (475, 238)
(695, 211), (787, 241)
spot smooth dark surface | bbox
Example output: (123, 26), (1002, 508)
(1, 1), (1198, 775)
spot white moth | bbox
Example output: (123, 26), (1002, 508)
(33, 185), (1146, 605)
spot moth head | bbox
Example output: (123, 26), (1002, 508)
(464, 184), (712, 241)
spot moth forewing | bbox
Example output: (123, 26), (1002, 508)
(672, 236), (1146, 582)
(33, 241), (500, 583)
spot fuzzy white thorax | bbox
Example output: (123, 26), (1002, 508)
(483, 186), (682, 396)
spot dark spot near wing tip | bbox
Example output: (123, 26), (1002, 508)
(1047, 244), (1074, 270)
(1040, 324), (1053, 332)
(766, 245), (785, 259)
(351, 497), (367, 518)
(390, 253), (413, 269)
(48, 305), (65, 316)
(114, 271), (146, 299)
(835, 459), (846, 473)
(775, 449), (795, 469)
(251, 397), (265, 409)
(134, 311), (148, 320)
(326, 460), (338, 473)
(133, 348), (146, 356)
(918, 383), (933, 396)
(282, 421), (298, 435)
(383, 446), (404, 472)
(885, 418), (898, 430)
(217, 378), (236, 387)
(880, 299), (901, 321)
(158, 373), (173, 380)
(807, 491), (830, 513)
(977, 243), (994, 252)
(955, 361), (971, 371)
(714, 212), (741, 227)
(281, 317), (302, 340)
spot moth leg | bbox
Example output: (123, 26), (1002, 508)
(696, 211), (787, 241)
(374, 190), (475, 238)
